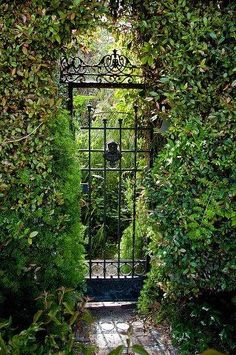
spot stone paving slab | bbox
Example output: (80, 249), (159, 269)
(78, 302), (178, 355)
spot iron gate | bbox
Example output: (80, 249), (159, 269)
(60, 50), (153, 301)
(79, 105), (153, 301)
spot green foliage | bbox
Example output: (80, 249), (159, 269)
(76, 90), (148, 259)
(147, 295), (236, 354)
(120, 180), (154, 259)
(108, 345), (126, 355)
(47, 111), (85, 287)
(132, 344), (150, 354)
(0, 0), (105, 330)
(0, 288), (93, 354)
(0, 110), (85, 323)
(129, 0), (236, 353)
(108, 344), (150, 355)
(1, 0), (235, 353)
(146, 114), (236, 297)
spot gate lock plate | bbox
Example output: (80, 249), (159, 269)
(104, 141), (121, 167)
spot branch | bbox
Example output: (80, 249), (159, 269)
(2, 122), (44, 145)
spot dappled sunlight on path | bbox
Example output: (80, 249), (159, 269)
(77, 302), (178, 354)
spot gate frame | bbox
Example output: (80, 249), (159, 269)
(60, 49), (153, 301)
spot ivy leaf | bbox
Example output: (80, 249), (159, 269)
(209, 32), (217, 40)
(55, 34), (61, 44)
(70, 12), (76, 21)
(62, 301), (74, 315)
(159, 77), (169, 83)
(28, 231), (38, 245)
(148, 56), (154, 66)
(47, 310), (61, 325)
(132, 344), (150, 354)
(149, 91), (159, 97)
(69, 311), (79, 325)
(33, 310), (43, 323)
(29, 231), (39, 238)
(108, 345), (125, 355)
(22, 46), (28, 55)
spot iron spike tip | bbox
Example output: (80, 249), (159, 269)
(87, 104), (92, 112)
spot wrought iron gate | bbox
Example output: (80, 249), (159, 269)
(80, 105), (153, 301)
(60, 50), (153, 301)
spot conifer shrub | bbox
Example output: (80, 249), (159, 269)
(0, 111), (85, 323)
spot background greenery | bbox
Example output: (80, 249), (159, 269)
(74, 88), (150, 260)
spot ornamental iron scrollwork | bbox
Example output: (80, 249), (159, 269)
(85, 259), (146, 279)
(60, 49), (144, 86)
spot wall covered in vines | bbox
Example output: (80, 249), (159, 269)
(0, 0), (107, 326)
(124, 0), (236, 352)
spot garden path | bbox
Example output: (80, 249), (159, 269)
(77, 302), (178, 354)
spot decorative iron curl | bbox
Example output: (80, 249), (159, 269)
(60, 49), (143, 85)
(98, 49), (134, 75)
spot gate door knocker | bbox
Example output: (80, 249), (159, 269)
(104, 141), (122, 168)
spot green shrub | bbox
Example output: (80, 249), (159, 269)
(0, 111), (85, 324)
(146, 113), (236, 298)
(120, 178), (154, 260)
(0, 0), (105, 327)
(141, 113), (236, 353)
(129, 0), (236, 352)
(0, 287), (94, 354)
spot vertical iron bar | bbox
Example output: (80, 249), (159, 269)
(117, 119), (123, 278)
(87, 104), (92, 278)
(103, 119), (107, 278)
(132, 105), (138, 277)
(68, 83), (74, 137)
(146, 122), (154, 274)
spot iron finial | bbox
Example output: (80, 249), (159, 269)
(87, 104), (92, 112)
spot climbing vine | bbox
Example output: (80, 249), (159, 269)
(121, 0), (236, 353)
(0, 0), (108, 344)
